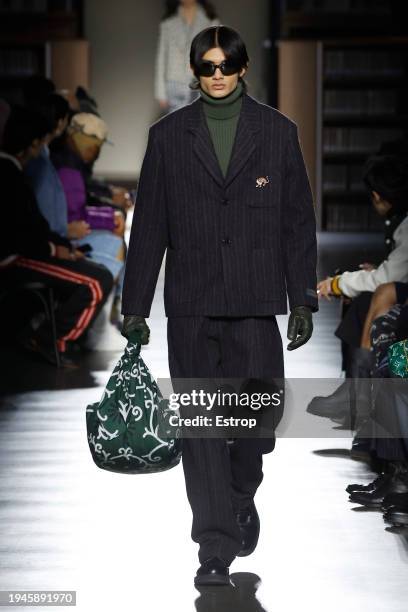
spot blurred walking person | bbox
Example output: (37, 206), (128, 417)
(155, 0), (220, 113)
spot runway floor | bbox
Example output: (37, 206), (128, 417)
(0, 232), (407, 612)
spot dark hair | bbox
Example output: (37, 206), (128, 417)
(189, 25), (249, 91)
(363, 154), (408, 215)
(32, 93), (70, 132)
(162, 0), (217, 20)
(22, 75), (56, 106)
(3, 106), (51, 155)
(76, 86), (99, 116)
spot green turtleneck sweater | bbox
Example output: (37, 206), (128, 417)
(200, 80), (243, 178)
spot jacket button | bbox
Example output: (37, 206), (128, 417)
(221, 237), (231, 245)
(221, 198), (229, 205)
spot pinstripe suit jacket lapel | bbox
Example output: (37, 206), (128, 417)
(186, 92), (261, 189)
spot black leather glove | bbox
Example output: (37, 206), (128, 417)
(287, 305), (313, 351)
(121, 315), (150, 345)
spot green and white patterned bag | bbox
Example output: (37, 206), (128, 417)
(388, 339), (408, 379)
(86, 335), (182, 474)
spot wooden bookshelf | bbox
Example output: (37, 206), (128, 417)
(278, 37), (408, 232)
(0, 1), (88, 104)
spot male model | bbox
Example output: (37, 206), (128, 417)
(122, 25), (318, 586)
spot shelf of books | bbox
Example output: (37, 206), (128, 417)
(0, 0), (85, 103)
(321, 41), (408, 231)
(0, 43), (50, 104)
(278, 37), (408, 231)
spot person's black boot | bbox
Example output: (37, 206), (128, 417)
(306, 379), (352, 420)
(382, 491), (408, 511)
(346, 472), (390, 495)
(347, 347), (375, 430)
(349, 463), (408, 507)
(383, 506), (408, 527)
(18, 328), (77, 369)
(307, 347), (374, 421)
(236, 501), (260, 557)
(350, 436), (373, 462)
(194, 557), (231, 586)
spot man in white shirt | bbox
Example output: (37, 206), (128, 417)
(309, 153), (408, 421)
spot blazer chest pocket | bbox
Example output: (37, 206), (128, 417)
(248, 170), (281, 208)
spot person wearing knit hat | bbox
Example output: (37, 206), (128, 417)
(122, 25), (318, 585)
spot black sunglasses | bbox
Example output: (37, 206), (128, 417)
(195, 59), (242, 77)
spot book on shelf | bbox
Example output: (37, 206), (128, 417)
(324, 50), (405, 79)
(0, 48), (40, 77)
(322, 164), (347, 191)
(325, 202), (383, 231)
(323, 90), (397, 117)
(326, 203), (368, 231)
(0, 0), (47, 12)
(323, 127), (402, 154)
(284, 0), (390, 15)
(0, 0), (79, 12)
(48, 0), (78, 11)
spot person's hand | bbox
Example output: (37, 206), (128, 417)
(55, 246), (76, 260)
(73, 249), (85, 259)
(121, 315), (150, 345)
(113, 211), (125, 236)
(359, 262), (376, 271)
(158, 99), (169, 111)
(110, 186), (133, 211)
(67, 220), (91, 240)
(287, 306), (313, 351)
(317, 277), (334, 301)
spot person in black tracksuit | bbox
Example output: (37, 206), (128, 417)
(0, 106), (113, 366)
(121, 26), (318, 585)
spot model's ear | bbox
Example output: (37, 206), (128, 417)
(239, 63), (248, 78)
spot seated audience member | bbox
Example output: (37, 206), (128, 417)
(0, 106), (113, 367)
(25, 93), (71, 239)
(309, 155), (408, 421)
(49, 89), (134, 214)
(347, 288), (408, 525)
(51, 113), (126, 325)
(361, 282), (408, 361)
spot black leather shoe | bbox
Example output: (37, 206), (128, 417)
(349, 438), (373, 463)
(236, 501), (260, 557)
(382, 491), (408, 511)
(194, 557), (231, 586)
(383, 507), (408, 527)
(19, 334), (78, 369)
(349, 474), (408, 508)
(306, 380), (351, 419)
(346, 473), (390, 495)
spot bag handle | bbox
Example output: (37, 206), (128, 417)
(126, 330), (143, 354)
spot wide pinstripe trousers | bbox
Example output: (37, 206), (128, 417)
(167, 315), (284, 564)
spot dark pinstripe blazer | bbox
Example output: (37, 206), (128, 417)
(122, 92), (318, 317)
